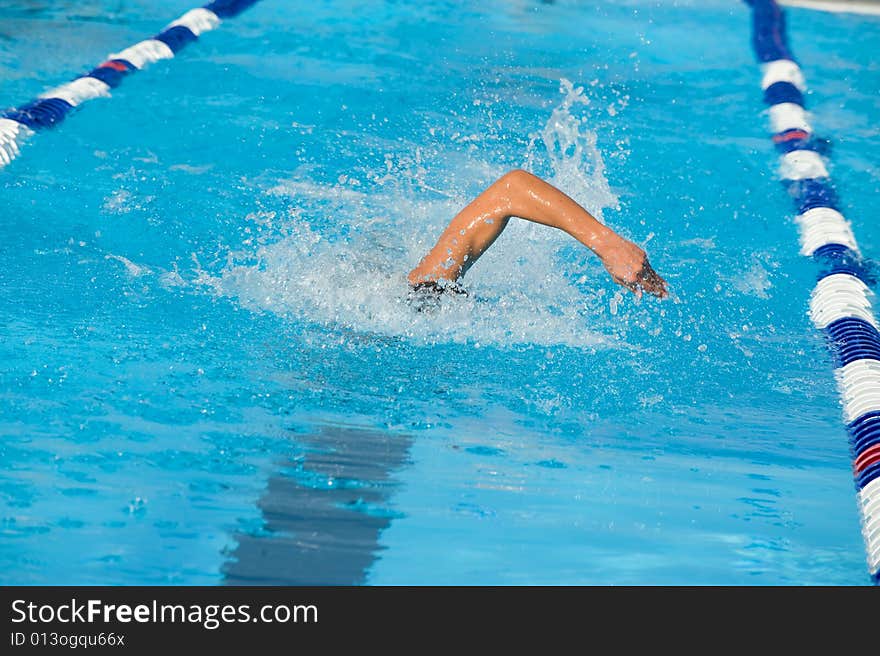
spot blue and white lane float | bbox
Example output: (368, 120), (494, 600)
(745, 0), (880, 584)
(0, 0), (261, 169)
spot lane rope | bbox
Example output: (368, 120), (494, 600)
(744, 0), (880, 584)
(0, 0), (261, 169)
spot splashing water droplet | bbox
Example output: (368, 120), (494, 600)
(205, 81), (621, 348)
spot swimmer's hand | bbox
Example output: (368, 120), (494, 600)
(600, 238), (668, 299)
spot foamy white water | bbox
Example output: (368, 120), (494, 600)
(210, 80), (623, 347)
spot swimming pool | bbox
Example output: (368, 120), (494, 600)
(1, 0), (878, 585)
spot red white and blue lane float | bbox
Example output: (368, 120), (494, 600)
(745, 0), (880, 584)
(0, 0), (262, 168)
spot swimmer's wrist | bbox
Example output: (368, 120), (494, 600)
(585, 225), (623, 258)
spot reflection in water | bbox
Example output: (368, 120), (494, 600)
(223, 425), (412, 585)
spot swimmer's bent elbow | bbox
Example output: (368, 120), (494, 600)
(497, 168), (538, 190)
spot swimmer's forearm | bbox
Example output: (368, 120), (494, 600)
(408, 169), (654, 290)
(567, 217), (622, 258)
(550, 200), (634, 264)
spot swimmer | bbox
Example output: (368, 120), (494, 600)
(407, 169), (668, 302)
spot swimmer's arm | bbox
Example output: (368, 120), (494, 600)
(409, 169), (668, 298)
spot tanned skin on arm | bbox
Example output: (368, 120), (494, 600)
(407, 169), (668, 298)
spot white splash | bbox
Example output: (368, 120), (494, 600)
(209, 80), (622, 348)
(733, 261), (773, 299)
(106, 254), (152, 277)
(524, 78), (620, 217)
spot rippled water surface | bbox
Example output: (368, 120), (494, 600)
(1, 0), (879, 584)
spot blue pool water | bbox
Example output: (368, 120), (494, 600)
(1, 0), (879, 585)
